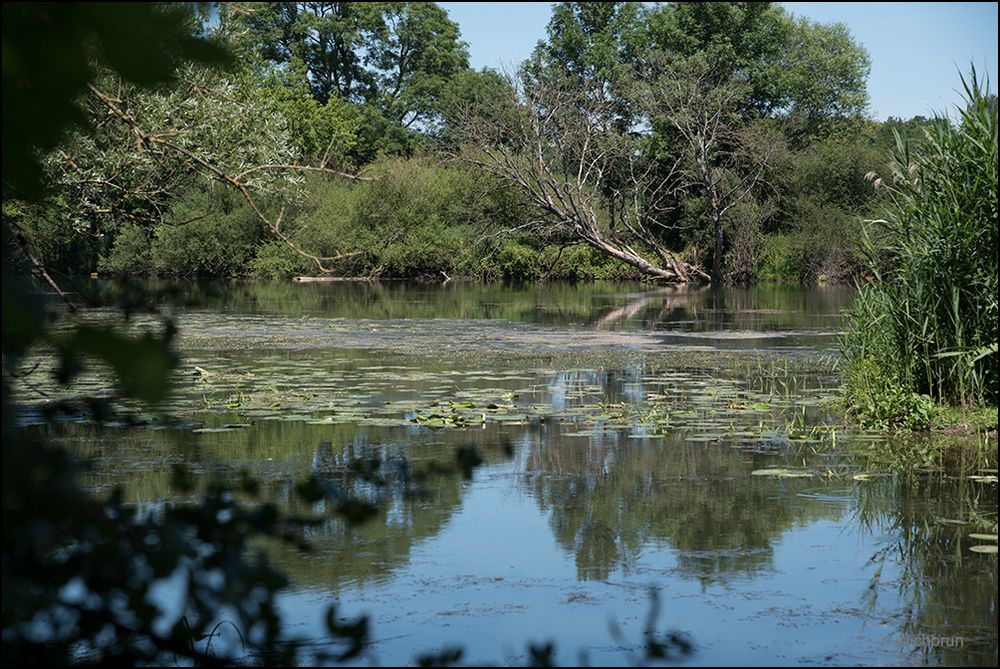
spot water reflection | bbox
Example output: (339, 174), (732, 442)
(57, 421), (502, 592)
(17, 280), (996, 665)
(91, 278), (855, 334)
(524, 431), (835, 582)
(855, 478), (998, 666)
(40, 413), (997, 665)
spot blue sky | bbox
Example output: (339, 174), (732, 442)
(438, 2), (999, 120)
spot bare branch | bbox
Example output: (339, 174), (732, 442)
(233, 164), (373, 183)
(450, 67), (705, 284)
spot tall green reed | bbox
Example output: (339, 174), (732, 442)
(843, 67), (998, 428)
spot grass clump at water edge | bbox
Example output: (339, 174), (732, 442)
(842, 67), (998, 434)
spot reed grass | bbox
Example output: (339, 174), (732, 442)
(843, 67), (998, 428)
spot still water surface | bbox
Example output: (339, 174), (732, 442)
(23, 282), (998, 665)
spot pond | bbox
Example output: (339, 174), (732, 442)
(15, 281), (998, 666)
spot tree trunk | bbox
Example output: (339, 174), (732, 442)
(697, 151), (726, 284)
(711, 207), (723, 283)
(577, 218), (709, 284)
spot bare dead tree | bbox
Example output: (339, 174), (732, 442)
(450, 68), (709, 284)
(645, 58), (777, 283)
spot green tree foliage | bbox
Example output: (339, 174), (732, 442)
(8, 64), (305, 277)
(643, 2), (870, 129)
(365, 2), (469, 128)
(643, 1), (789, 113)
(248, 62), (362, 168)
(843, 69), (998, 427)
(453, 1), (872, 284)
(434, 67), (512, 138)
(530, 1), (645, 125)
(228, 1), (372, 104)
(151, 183), (268, 277)
(875, 115), (937, 150)
(100, 182), (269, 277)
(225, 1), (469, 157)
(541, 1), (644, 81)
(778, 17), (871, 140)
(764, 119), (884, 282)
(3, 199), (101, 275)
(252, 158), (536, 280)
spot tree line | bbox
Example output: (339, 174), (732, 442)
(5, 1), (946, 284)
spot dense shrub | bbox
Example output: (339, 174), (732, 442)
(6, 200), (101, 275)
(543, 245), (640, 282)
(758, 201), (863, 283)
(276, 157), (533, 279)
(764, 121), (882, 282)
(251, 240), (308, 279)
(484, 242), (545, 282)
(99, 183), (267, 277)
(99, 223), (153, 275)
(150, 183), (266, 276)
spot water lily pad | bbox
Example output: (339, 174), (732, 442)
(751, 468), (814, 478)
(969, 545), (998, 554)
(968, 533), (998, 542)
(491, 414), (529, 423)
(357, 417), (411, 427)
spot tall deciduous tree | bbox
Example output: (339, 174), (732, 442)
(646, 56), (779, 282)
(224, 2), (469, 130)
(643, 2), (870, 128)
(365, 2), (469, 128)
(226, 2), (373, 103)
(530, 2), (645, 127)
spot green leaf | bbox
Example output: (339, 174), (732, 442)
(968, 534), (998, 542)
